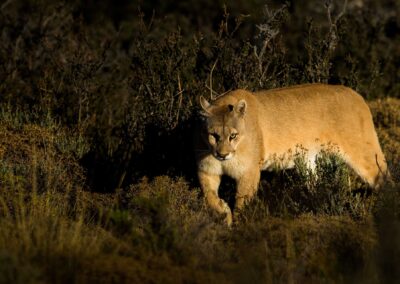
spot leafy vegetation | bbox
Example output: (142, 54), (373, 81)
(0, 0), (399, 283)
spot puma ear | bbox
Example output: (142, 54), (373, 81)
(199, 96), (211, 117)
(235, 99), (247, 115)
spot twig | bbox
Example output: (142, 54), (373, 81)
(0, 0), (13, 11)
(253, 4), (287, 87)
(336, 0), (348, 21)
(256, 30), (279, 69)
(173, 73), (184, 128)
(145, 84), (153, 98)
(205, 85), (220, 99)
(326, 0), (348, 33)
(219, 89), (232, 97)
(209, 59), (218, 100)
(375, 154), (392, 185)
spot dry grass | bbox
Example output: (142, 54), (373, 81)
(0, 97), (399, 283)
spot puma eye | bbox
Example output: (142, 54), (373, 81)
(229, 133), (238, 141)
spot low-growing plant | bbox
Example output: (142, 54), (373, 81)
(239, 146), (376, 224)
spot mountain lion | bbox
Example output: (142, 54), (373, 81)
(195, 84), (388, 225)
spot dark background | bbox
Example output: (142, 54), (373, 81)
(0, 0), (399, 191)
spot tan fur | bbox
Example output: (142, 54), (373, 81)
(195, 84), (388, 225)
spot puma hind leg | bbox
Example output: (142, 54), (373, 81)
(342, 143), (389, 190)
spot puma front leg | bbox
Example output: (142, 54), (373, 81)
(235, 170), (261, 212)
(198, 171), (232, 226)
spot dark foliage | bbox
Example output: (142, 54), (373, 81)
(0, 0), (399, 191)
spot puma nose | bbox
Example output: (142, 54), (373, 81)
(216, 152), (229, 159)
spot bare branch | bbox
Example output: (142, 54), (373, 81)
(326, 0), (348, 26)
(326, 1), (333, 26)
(205, 85), (220, 99)
(173, 73), (184, 128)
(253, 4), (287, 87)
(336, 0), (348, 23)
(0, 0), (14, 11)
(326, 0), (347, 54)
(208, 59), (219, 100)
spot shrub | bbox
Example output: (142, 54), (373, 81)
(0, 108), (88, 193)
(1, 0), (398, 190)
